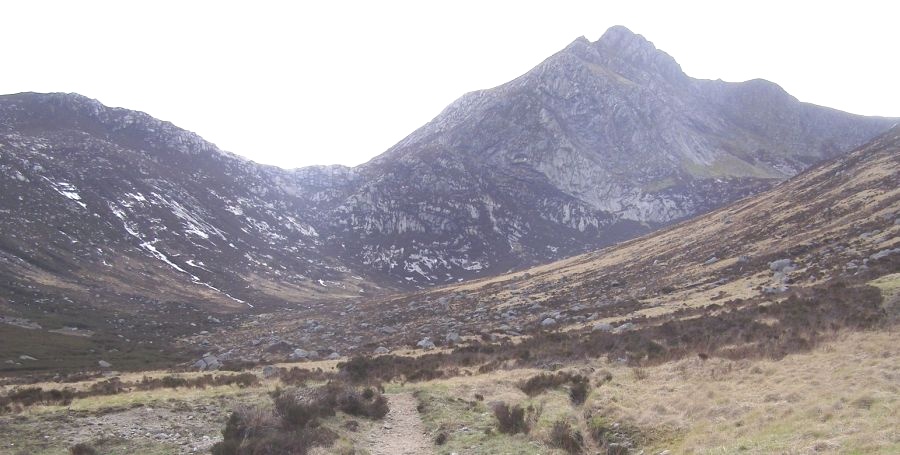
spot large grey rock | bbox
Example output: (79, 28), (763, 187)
(416, 338), (436, 350)
(870, 248), (900, 260)
(98, 360), (112, 368)
(592, 322), (614, 332)
(541, 318), (557, 327)
(193, 355), (221, 371)
(612, 322), (635, 333)
(769, 259), (795, 273)
(763, 285), (788, 294)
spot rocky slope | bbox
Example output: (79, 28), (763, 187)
(0, 93), (385, 372)
(212, 124), (899, 365)
(307, 26), (895, 284)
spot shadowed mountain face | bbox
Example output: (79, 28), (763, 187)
(0, 25), (894, 342)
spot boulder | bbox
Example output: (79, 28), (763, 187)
(762, 285), (788, 294)
(98, 360), (112, 368)
(768, 259), (795, 273)
(612, 322), (634, 333)
(445, 332), (461, 344)
(193, 355), (221, 371)
(374, 346), (390, 355)
(262, 365), (278, 379)
(416, 338), (436, 350)
(265, 341), (294, 353)
(592, 322), (614, 332)
(870, 248), (900, 260)
(289, 349), (310, 360)
(326, 352), (341, 360)
(541, 317), (557, 327)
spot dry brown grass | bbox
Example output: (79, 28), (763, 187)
(588, 329), (900, 453)
(404, 328), (898, 454)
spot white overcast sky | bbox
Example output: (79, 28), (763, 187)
(3, 1), (898, 168)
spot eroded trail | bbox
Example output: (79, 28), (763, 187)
(366, 392), (433, 455)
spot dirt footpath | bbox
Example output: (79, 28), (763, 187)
(365, 392), (433, 455)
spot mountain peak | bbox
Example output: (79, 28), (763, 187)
(598, 25), (646, 48)
(593, 25), (686, 83)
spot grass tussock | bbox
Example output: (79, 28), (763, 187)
(549, 419), (585, 454)
(518, 371), (591, 405)
(492, 401), (543, 435)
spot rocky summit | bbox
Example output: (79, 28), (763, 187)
(341, 26), (894, 283)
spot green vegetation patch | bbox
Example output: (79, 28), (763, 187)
(413, 387), (554, 455)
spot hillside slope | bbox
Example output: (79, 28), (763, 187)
(213, 125), (899, 363)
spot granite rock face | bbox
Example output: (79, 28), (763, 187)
(311, 26), (894, 284)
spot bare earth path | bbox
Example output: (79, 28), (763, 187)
(366, 392), (434, 455)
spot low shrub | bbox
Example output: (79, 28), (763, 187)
(277, 367), (332, 386)
(549, 420), (584, 454)
(337, 353), (460, 384)
(137, 373), (258, 391)
(335, 386), (389, 419)
(89, 378), (127, 395)
(493, 402), (529, 434)
(273, 388), (335, 428)
(68, 442), (97, 455)
(519, 371), (591, 405)
(569, 379), (590, 405)
(212, 382), (388, 455)
(212, 409), (337, 455)
(0, 386), (75, 411)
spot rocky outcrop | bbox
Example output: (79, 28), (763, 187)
(311, 26), (894, 284)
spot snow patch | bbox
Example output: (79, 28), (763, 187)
(151, 192), (227, 241)
(44, 178), (87, 209)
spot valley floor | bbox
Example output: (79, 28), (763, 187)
(0, 326), (897, 454)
